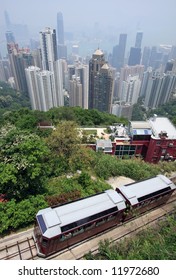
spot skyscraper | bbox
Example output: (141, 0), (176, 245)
(8, 45), (34, 92)
(37, 70), (57, 111)
(57, 12), (67, 59)
(128, 47), (141, 66)
(89, 49), (106, 109)
(121, 75), (141, 104)
(5, 31), (15, 44)
(144, 72), (176, 108)
(76, 64), (89, 109)
(25, 66), (58, 111)
(25, 66), (41, 110)
(65, 63), (88, 109)
(39, 27), (58, 71)
(69, 76), (82, 107)
(89, 49), (114, 113)
(128, 32), (143, 66)
(112, 33), (127, 71)
(141, 46), (151, 69)
(119, 64), (144, 99)
(4, 10), (11, 30)
(57, 12), (64, 45)
(39, 27), (64, 107)
(135, 31), (143, 49)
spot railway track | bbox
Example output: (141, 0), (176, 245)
(0, 236), (37, 260)
(0, 177), (176, 260)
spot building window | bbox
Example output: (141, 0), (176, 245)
(115, 145), (136, 157)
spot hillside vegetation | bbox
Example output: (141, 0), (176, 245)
(0, 82), (176, 258)
(85, 213), (176, 260)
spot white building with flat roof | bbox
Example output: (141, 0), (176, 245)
(148, 116), (176, 139)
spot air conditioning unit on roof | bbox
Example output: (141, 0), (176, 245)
(168, 143), (173, 147)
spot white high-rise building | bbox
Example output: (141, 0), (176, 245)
(39, 27), (57, 72)
(37, 70), (56, 111)
(144, 73), (176, 109)
(111, 102), (133, 120)
(69, 76), (82, 107)
(54, 59), (64, 106)
(76, 64), (89, 109)
(65, 63), (89, 109)
(121, 75), (141, 104)
(38, 27), (64, 108)
(25, 66), (41, 110)
(25, 66), (61, 111)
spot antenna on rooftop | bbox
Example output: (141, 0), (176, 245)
(98, 40), (100, 50)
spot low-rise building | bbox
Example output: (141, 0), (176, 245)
(91, 116), (176, 163)
(145, 116), (176, 163)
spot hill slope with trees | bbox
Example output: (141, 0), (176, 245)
(0, 83), (176, 260)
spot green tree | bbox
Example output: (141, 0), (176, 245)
(0, 127), (50, 200)
(0, 195), (48, 235)
(47, 121), (81, 159)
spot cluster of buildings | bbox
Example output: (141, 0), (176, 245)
(0, 11), (176, 118)
(92, 115), (176, 164)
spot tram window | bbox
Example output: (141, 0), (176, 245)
(107, 215), (115, 221)
(60, 235), (65, 242)
(61, 207), (117, 233)
(144, 200), (151, 205)
(42, 238), (48, 247)
(85, 223), (96, 231)
(96, 219), (105, 227)
(64, 233), (72, 240)
(137, 204), (142, 208)
(138, 187), (171, 202)
(73, 227), (84, 236)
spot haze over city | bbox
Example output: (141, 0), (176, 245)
(1, 0), (176, 56)
(1, 0), (176, 117)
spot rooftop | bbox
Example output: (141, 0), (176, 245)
(130, 121), (152, 129)
(118, 174), (175, 205)
(148, 116), (176, 139)
(110, 124), (130, 140)
(96, 139), (112, 148)
(93, 49), (104, 56)
(37, 190), (126, 238)
(101, 63), (109, 70)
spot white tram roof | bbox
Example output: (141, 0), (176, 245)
(118, 174), (175, 205)
(36, 189), (126, 239)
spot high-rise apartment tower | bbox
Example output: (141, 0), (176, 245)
(89, 49), (114, 113)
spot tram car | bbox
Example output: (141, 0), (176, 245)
(34, 189), (126, 257)
(116, 174), (176, 219)
(34, 174), (176, 257)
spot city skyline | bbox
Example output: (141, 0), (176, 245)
(0, 0), (176, 57)
(1, 0), (176, 116)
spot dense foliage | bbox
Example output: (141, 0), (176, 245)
(0, 195), (48, 235)
(92, 153), (162, 180)
(46, 172), (110, 206)
(0, 82), (30, 119)
(147, 99), (176, 126)
(131, 98), (146, 121)
(85, 213), (176, 260)
(0, 126), (50, 200)
(131, 97), (176, 125)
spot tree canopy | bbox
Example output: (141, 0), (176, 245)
(0, 126), (50, 200)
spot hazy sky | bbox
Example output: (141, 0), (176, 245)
(1, 0), (176, 51)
